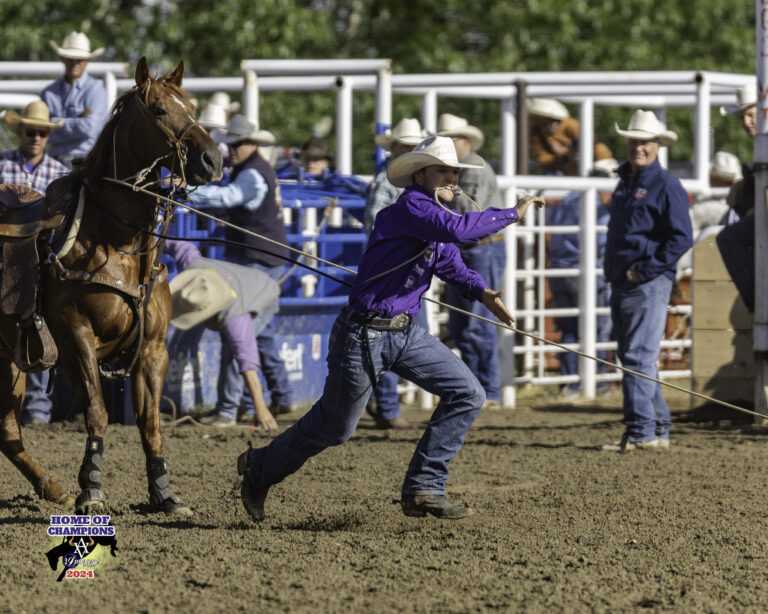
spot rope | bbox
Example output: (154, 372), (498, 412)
(102, 176), (764, 421)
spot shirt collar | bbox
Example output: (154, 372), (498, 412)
(618, 157), (661, 184)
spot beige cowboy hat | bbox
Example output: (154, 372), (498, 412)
(710, 151), (742, 182)
(49, 31), (104, 60)
(436, 113), (484, 151)
(527, 98), (569, 121)
(215, 114), (276, 146)
(1, 100), (64, 133)
(170, 268), (234, 330)
(198, 103), (228, 131)
(592, 157), (620, 176)
(615, 109), (677, 147)
(209, 91), (240, 113)
(720, 82), (757, 116)
(386, 135), (483, 188)
(375, 118), (426, 150)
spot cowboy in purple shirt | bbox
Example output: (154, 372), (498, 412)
(238, 136), (544, 522)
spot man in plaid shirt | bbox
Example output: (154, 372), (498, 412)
(1, 100), (69, 426)
(1, 100), (69, 195)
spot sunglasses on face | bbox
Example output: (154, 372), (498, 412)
(24, 129), (49, 139)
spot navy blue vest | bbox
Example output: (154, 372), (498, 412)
(225, 151), (289, 267)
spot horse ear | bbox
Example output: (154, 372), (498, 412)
(164, 61), (184, 87)
(135, 57), (150, 88)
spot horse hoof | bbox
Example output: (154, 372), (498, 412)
(167, 502), (193, 517)
(75, 488), (107, 515)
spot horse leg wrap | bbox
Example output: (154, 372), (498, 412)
(147, 457), (184, 514)
(75, 436), (105, 509)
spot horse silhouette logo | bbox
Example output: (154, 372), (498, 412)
(46, 534), (118, 582)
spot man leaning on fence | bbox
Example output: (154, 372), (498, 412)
(602, 110), (692, 452)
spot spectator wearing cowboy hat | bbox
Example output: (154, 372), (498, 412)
(546, 158), (619, 398)
(191, 114), (297, 421)
(0, 101), (69, 426)
(603, 110), (692, 452)
(198, 101), (231, 169)
(720, 81), (757, 139)
(437, 112), (506, 409)
(237, 135), (545, 522)
(528, 98), (613, 176)
(363, 117), (426, 429)
(165, 240), (279, 430)
(298, 137), (334, 175)
(41, 32), (108, 167)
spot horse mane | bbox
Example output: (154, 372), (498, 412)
(82, 88), (136, 184)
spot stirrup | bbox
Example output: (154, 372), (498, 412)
(14, 314), (57, 372)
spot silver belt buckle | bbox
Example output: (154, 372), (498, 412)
(390, 313), (409, 329)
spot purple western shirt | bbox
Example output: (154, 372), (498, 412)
(348, 184), (518, 317)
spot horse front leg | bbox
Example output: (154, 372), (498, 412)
(65, 334), (111, 514)
(0, 359), (73, 507)
(132, 337), (191, 516)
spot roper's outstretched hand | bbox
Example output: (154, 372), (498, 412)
(482, 288), (515, 327)
(515, 194), (547, 219)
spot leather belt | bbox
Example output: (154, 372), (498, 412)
(348, 309), (412, 331)
(464, 234), (505, 249)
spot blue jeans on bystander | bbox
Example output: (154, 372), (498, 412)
(610, 275), (673, 442)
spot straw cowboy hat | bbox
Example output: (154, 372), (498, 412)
(1, 100), (64, 133)
(615, 110), (677, 147)
(437, 113), (485, 151)
(710, 151), (742, 183)
(215, 114), (276, 146)
(170, 268), (234, 330)
(49, 31), (104, 60)
(209, 91), (241, 113)
(527, 98), (569, 121)
(386, 135), (483, 188)
(375, 118), (426, 150)
(720, 82), (757, 116)
(198, 103), (228, 131)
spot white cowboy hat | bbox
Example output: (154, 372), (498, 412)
(1, 100), (64, 133)
(592, 157), (620, 176)
(215, 114), (276, 146)
(170, 268), (234, 330)
(375, 118), (426, 150)
(720, 82), (757, 116)
(437, 113), (484, 151)
(527, 98), (569, 121)
(49, 31), (104, 60)
(386, 135), (483, 188)
(198, 103), (228, 131)
(615, 110), (677, 147)
(209, 91), (241, 113)
(710, 151), (742, 182)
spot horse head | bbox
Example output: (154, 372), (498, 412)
(131, 57), (223, 185)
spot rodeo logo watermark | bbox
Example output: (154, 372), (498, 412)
(45, 515), (118, 582)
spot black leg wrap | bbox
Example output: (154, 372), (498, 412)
(147, 458), (190, 516)
(75, 436), (106, 513)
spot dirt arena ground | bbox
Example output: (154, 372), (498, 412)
(4, 389), (768, 613)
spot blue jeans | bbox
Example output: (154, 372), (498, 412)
(22, 370), (52, 423)
(610, 275), (673, 442)
(372, 305), (428, 420)
(445, 241), (505, 402)
(248, 306), (486, 495)
(549, 276), (612, 390)
(216, 262), (292, 418)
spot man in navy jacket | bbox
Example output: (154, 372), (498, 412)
(604, 110), (692, 451)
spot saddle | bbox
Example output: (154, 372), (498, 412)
(0, 179), (80, 372)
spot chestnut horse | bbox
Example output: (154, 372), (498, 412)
(0, 58), (222, 515)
